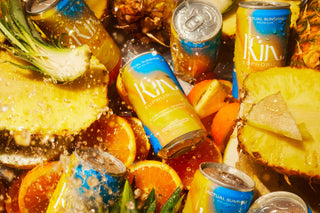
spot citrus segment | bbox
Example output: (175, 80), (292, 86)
(188, 79), (228, 118)
(116, 73), (131, 106)
(211, 102), (240, 152)
(18, 161), (62, 213)
(124, 116), (150, 161)
(187, 80), (212, 105)
(127, 160), (182, 212)
(99, 114), (136, 167)
(218, 79), (233, 95)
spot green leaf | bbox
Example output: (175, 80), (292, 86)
(111, 179), (138, 213)
(173, 193), (185, 213)
(141, 188), (156, 213)
(160, 187), (182, 213)
(145, 200), (157, 213)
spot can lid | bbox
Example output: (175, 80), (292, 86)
(76, 147), (126, 176)
(248, 191), (309, 213)
(25, 0), (60, 14)
(172, 0), (222, 42)
(200, 162), (255, 192)
(239, 1), (291, 9)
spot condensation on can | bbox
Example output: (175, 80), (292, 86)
(120, 51), (206, 159)
(74, 147), (126, 206)
(183, 162), (255, 213)
(170, 0), (222, 83)
(46, 148), (126, 212)
(233, 1), (291, 96)
(25, 0), (122, 83)
(247, 191), (310, 213)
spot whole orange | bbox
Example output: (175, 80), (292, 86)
(211, 102), (240, 152)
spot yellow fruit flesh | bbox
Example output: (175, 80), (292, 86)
(238, 67), (320, 180)
(247, 92), (302, 141)
(0, 51), (108, 136)
(193, 79), (228, 118)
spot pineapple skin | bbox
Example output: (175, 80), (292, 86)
(291, 0), (320, 70)
(112, 0), (178, 45)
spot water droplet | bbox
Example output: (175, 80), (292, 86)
(126, 201), (136, 210)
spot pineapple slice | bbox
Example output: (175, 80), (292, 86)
(238, 67), (320, 180)
(246, 92), (302, 141)
(0, 50), (109, 168)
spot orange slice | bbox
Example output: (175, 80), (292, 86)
(218, 79), (233, 95)
(98, 114), (136, 167)
(187, 80), (212, 104)
(187, 79), (228, 118)
(116, 73), (131, 106)
(124, 116), (150, 161)
(5, 173), (26, 213)
(18, 161), (62, 213)
(211, 102), (240, 152)
(79, 114), (137, 167)
(127, 160), (182, 212)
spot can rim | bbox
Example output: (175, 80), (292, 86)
(238, 1), (291, 9)
(75, 147), (127, 176)
(121, 50), (161, 71)
(172, 0), (222, 43)
(200, 162), (255, 192)
(25, 0), (61, 15)
(248, 191), (309, 213)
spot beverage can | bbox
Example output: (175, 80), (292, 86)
(183, 162), (255, 213)
(120, 51), (206, 159)
(47, 147), (126, 212)
(247, 191), (310, 213)
(234, 1), (291, 93)
(25, 0), (122, 83)
(170, 0), (222, 83)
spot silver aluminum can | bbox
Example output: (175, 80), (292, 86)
(248, 191), (310, 213)
(170, 0), (222, 82)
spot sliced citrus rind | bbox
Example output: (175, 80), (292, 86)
(103, 115), (136, 167)
(238, 67), (320, 181)
(128, 160), (182, 211)
(18, 161), (62, 213)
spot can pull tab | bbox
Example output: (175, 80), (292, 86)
(184, 7), (215, 32)
(184, 8), (203, 32)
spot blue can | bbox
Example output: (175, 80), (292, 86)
(184, 162), (255, 213)
(73, 147), (126, 207)
(248, 191), (311, 213)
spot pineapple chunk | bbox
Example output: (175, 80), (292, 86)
(238, 67), (320, 180)
(192, 79), (228, 118)
(247, 92), (302, 141)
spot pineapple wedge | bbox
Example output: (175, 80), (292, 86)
(238, 67), (320, 180)
(192, 79), (228, 119)
(246, 92), (302, 141)
(0, 50), (109, 168)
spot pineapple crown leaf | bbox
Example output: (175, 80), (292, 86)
(0, 0), (92, 82)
